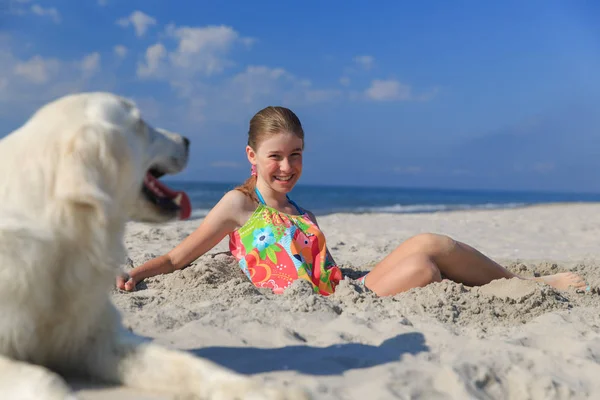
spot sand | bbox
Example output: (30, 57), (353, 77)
(76, 203), (600, 400)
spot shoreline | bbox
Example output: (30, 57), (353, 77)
(187, 201), (600, 220)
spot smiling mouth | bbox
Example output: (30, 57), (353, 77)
(274, 175), (293, 182)
(141, 167), (191, 220)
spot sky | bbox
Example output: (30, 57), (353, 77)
(1, 0), (599, 192)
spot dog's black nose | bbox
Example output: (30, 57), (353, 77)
(183, 136), (190, 150)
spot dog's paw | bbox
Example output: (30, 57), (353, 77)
(0, 365), (78, 400)
(208, 379), (312, 400)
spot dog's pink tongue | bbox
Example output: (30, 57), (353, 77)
(176, 192), (192, 220)
(146, 173), (192, 220)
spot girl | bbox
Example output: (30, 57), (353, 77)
(117, 106), (586, 296)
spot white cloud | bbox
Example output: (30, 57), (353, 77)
(186, 96), (208, 122)
(166, 64), (341, 124)
(226, 66), (341, 106)
(167, 24), (239, 75)
(353, 55), (374, 70)
(240, 37), (257, 48)
(338, 55), (375, 86)
(30, 4), (61, 23)
(113, 45), (127, 58)
(13, 55), (60, 83)
(134, 23), (337, 118)
(0, 45), (112, 119)
(97, 0), (108, 6)
(137, 24), (249, 80)
(81, 52), (100, 78)
(137, 43), (167, 78)
(365, 79), (412, 101)
(117, 10), (156, 37)
(228, 65), (290, 104)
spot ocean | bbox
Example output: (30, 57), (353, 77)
(165, 181), (600, 219)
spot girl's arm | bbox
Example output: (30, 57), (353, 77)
(117, 190), (252, 291)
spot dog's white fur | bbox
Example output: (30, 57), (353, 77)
(0, 93), (309, 399)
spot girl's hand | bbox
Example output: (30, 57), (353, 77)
(116, 272), (137, 292)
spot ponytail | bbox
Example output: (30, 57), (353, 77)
(234, 175), (258, 203)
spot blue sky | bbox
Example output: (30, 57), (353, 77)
(1, 0), (599, 192)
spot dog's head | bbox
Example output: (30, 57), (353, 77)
(34, 92), (193, 224)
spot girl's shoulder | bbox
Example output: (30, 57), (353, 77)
(222, 189), (257, 210)
(218, 189), (259, 227)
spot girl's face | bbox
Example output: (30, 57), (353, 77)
(247, 131), (303, 194)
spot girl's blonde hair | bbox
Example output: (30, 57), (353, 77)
(234, 106), (304, 202)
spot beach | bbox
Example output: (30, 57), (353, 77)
(78, 203), (600, 399)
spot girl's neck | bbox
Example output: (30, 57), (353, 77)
(255, 181), (290, 210)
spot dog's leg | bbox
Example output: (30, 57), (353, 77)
(0, 355), (77, 400)
(84, 331), (310, 400)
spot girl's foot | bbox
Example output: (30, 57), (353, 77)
(530, 272), (587, 291)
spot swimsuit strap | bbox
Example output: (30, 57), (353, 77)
(287, 197), (304, 215)
(254, 187), (267, 205)
(254, 187), (304, 215)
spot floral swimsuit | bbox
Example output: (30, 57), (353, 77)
(229, 188), (365, 295)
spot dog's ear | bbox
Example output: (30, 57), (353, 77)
(55, 125), (120, 222)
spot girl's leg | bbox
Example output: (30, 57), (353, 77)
(361, 253), (443, 296)
(364, 233), (586, 297)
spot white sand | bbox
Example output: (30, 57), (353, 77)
(77, 203), (600, 399)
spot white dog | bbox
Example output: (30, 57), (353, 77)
(0, 93), (310, 400)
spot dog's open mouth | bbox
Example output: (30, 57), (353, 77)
(142, 168), (191, 220)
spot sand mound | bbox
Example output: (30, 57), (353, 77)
(80, 204), (600, 399)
